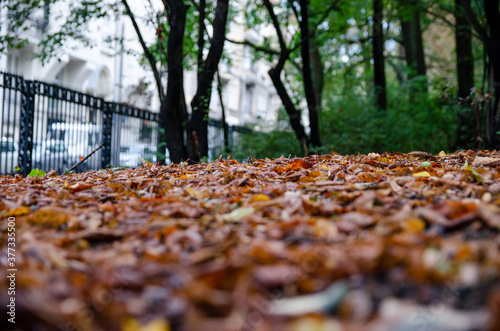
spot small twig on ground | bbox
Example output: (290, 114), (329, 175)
(68, 143), (105, 172)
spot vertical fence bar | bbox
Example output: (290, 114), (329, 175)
(19, 79), (35, 176)
(1, 71), (251, 175)
(101, 101), (113, 169)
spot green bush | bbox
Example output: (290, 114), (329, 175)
(229, 108), (303, 160)
(231, 78), (460, 158)
(231, 128), (303, 160)
(320, 84), (458, 155)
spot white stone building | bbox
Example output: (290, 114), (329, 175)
(0, 1), (279, 128)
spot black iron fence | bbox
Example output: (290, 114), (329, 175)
(0, 71), (249, 176)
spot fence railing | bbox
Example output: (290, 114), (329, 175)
(0, 71), (249, 176)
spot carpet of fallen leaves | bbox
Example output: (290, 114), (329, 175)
(2, 150), (500, 330)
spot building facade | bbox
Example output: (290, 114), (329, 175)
(0, 1), (279, 128)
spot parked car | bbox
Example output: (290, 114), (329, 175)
(47, 122), (101, 171)
(0, 137), (18, 175)
(33, 139), (76, 173)
(119, 144), (157, 167)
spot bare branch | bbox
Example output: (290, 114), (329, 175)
(121, 0), (164, 100)
(424, 7), (455, 27)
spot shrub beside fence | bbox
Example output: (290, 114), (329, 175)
(0, 71), (248, 176)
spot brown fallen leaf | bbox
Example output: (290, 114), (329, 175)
(68, 181), (92, 193)
(408, 151), (436, 160)
(473, 156), (500, 167)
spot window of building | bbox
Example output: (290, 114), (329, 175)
(246, 85), (254, 115)
(257, 92), (267, 119)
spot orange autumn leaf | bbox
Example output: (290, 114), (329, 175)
(68, 181), (92, 193)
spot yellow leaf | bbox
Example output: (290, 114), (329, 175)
(8, 206), (31, 216)
(143, 319), (170, 331)
(222, 207), (255, 222)
(438, 151), (446, 157)
(251, 194), (271, 202)
(413, 171), (431, 177)
(470, 168), (484, 183)
(403, 218), (426, 232)
(27, 207), (70, 229)
(121, 317), (139, 331)
(186, 187), (208, 199)
(309, 170), (321, 177)
(122, 318), (170, 331)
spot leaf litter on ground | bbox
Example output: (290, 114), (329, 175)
(1, 150), (500, 330)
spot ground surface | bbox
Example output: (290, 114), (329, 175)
(1, 151), (500, 331)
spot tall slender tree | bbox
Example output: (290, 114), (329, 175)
(459, 0), (500, 147)
(454, 0), (475, 148)
(187, 0), (229, 162)
(295, 0), (322, 147)
(263, 0), (310, 155)
(373, 0), (387, 110)
(400, 0), (426, 80)
(159, 0), (189, 163)
(455, 0), (474, 100)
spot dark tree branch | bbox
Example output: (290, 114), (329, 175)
(458, 0), (488, 41)
(121, 0), (164, 100)
(263, 0), (309, 155)
(225, 38), (280, 56)
(198, 0), (206, 70)
(424, 7), (455, 27)
(262, 0), (288, 51)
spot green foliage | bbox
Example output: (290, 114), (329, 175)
(320, 79), (457, 155)
(28, 169), (46, 178)
(231, 129), (303, 160)
(231, 109), (303, 160)
(233, 76), (459, 158)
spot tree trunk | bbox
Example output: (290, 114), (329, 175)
(263, 0), (309, 155)
(310, 41), (324, 111)
(400, 2), (426, 79)
(269, 56), (309, 156)
(455, 0), (474, 100)
(484, 0), (500, 148)
(298, 0), (321, 147)
(188, 0), (229, 162)
(454, 0), (475, 148)
(198, 0), (206, 70)
(373, 0), (387, 110)
(160, 0), (188, 163)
